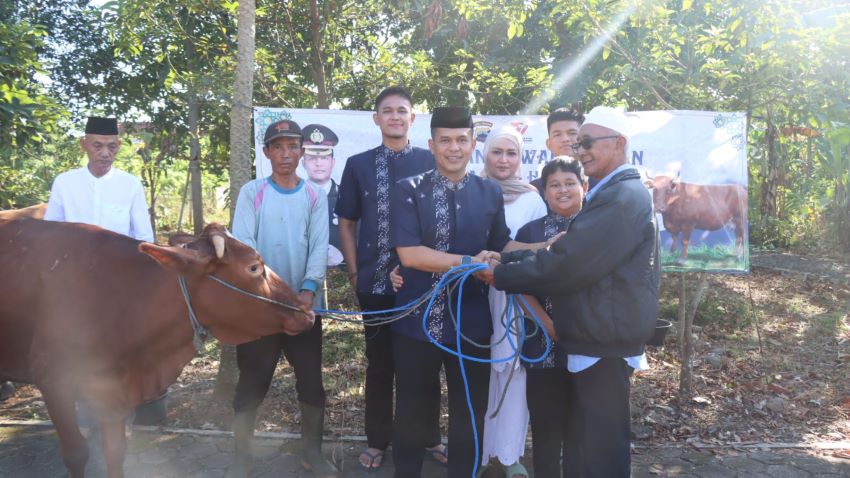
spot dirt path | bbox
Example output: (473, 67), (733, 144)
(751, 251), (850, 285)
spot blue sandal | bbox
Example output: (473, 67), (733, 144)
(425, 444), (448, 466)
(359, 448), (385, 472)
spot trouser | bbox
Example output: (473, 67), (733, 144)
(392, 333), (490, 478)
(233, 315), (326, 412)
(562, 357), (634, 478)
(357, 293), (442, 451)
(526, 367), (568, 477)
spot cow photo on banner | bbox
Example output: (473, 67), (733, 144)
(253, 108), (749, 273)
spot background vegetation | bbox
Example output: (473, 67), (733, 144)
(1, 0), (848, 248)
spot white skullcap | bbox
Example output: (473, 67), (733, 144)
(583, 106), (630, 139)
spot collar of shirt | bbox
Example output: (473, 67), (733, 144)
(584, 163), (634, 205)
(433, 170), (469, 191)
(545, 212), (572, 231)
(267, 176), (304, 194)
(84, 166), (115, 182)
(379, 142), (412, 160)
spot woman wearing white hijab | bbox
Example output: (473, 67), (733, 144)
(479, 125), (547, 478)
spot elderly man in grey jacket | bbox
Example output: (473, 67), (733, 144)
(485, 106), (660, 478)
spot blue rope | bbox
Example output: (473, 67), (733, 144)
(318, 264), (553, 478)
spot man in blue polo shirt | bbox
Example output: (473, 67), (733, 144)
(228, 119), (337, 478)
(335, 86), (444, 471)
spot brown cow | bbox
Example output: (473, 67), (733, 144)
(0, 218), (315, 477)
(0, 204), (46, 401)
(645, 175), (747, 263)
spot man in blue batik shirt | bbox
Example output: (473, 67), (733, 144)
(390, 107), (555, 478)
(335, 87), (444, 471)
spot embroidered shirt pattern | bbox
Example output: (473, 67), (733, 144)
(425, 171), (470, 342)
(371, 144), (412, 294)
(531, 213), (572, 368)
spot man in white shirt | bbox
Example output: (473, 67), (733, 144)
(44, 116), (156, 467)
(45, 116), (154, 242)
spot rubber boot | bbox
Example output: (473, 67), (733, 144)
(0, 382), (15, 401)
(299, 402), (340, 478)
(226, 409), (257, 478)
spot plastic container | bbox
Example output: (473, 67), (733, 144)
(134, 390), (169, 425)
(646, 319), (673, 347)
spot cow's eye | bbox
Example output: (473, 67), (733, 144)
(250, 264), (259, 273)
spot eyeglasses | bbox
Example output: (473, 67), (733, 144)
(571, 135), (621, 153)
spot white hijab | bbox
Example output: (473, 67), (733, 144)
(481, 125), (537, 204)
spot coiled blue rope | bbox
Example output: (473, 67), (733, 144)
(318, 263), (553, 478)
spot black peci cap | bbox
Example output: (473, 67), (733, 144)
(430, 107), (473, 129)
(85, 117), (119, 135)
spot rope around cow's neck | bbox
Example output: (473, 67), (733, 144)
(177, 275), (209, 353)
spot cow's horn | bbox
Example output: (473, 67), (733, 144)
(211, 234), (225, 259)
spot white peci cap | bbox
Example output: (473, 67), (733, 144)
(583, 106), (630, 139)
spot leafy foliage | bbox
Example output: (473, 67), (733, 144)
(1, 0), (848, 250)
(0, 19), (65, 148)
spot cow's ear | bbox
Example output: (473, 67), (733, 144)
(643, 179), (654, 189)
(139, 243), (209, 273)
(167, 233), (196, 247)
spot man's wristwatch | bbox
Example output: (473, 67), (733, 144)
(461, 255), (472, 265)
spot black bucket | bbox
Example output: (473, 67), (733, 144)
(646, 319), (673, 347)
(134, 390), (169, 425)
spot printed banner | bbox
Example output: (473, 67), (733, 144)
(254, 108), (749, 273)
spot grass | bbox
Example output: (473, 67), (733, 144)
(658, 272), (753, 328)
(661, 244), (749, 272)
(322, 267), (368, 367)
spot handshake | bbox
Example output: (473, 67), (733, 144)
(388, 250), (503, 292)
(470, 250), (500, 286)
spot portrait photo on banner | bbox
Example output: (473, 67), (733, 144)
(253, 108), (749, 273)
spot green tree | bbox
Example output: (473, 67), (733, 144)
(109, 0), (237, 233)
(0, 20), (64, 149)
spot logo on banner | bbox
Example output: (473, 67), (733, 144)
(310, 128), (325, 144)
(473, 120), (493, 143)
(712, 112), (746, 151)
(510, 120), (529, 136)
(254, 109), (293, 145)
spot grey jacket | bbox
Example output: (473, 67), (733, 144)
(494, 168), (660, 358)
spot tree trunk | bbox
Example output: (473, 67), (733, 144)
(760, 120), (779, 221)
(676, 273), (686, 346)
(177, 167), (191, 233)
(309, 0), (329, 108)
(214, 0), (257, 400)
(138, 143), (158, 238)
(188, 90), (204, 236)
(227, 0), (256, 222)
(838, 182), (850, 252)
(679, 273), (709, 400)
